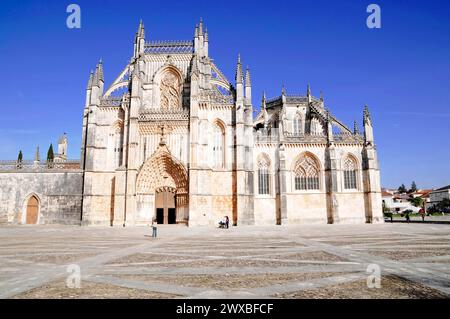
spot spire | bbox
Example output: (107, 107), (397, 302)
(236, 54), (243, 84)
(262, 92), (269, 127)
(354, 121), (360, 134)
(320, 91), (324, 102)
(195, 24), (199, 37)
(363, 105), (374, 145)
(35, 146), (40, 162)
(199, 18), (204, 36)
(87, 70), (94, 90)
(92, 67), (99, 86)
(307, 83), (312, 103)
(96, 59), (104, 83)
(326, 109), (334, 144)
(204, 28), (208, 42)
(245, 67), (251, 87)
(363, 105), (372, 126)
(326, 108), (332, 122)
(282, 84), (286, 96)
(58, 132), (67, 144)
(138, 19), (145, 38)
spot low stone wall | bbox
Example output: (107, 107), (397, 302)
(0, 171), (83, 225)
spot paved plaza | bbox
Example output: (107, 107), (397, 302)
(0, 224), (449, 299)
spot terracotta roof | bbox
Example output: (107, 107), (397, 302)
(416, 190), (432, 198)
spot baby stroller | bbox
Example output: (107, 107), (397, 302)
(218, 216), (229, 229)
(218, 220), (227, 229)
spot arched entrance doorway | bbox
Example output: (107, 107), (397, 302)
(26, 195), (39, 225)
(136, 145), (189, 225)
(155, 187), (177, 224)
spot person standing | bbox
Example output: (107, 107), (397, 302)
(151, 219), (158, 238)
(419, 208), (425, 222)
(225, 216), (229, 229)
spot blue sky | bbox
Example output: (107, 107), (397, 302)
(0, 0), (449, 189)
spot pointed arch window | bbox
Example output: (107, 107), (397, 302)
(213, 123), (225, 168)
(258, 155), (270, 195)
(293, 114), (303, 135)
(294, 154), (320, 191)
(114, 132), (124, 168)
(343, 156), (358, 190)
(310, 118), (323, 135)
(111, 122), (124, 169)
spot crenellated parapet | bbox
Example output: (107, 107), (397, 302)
(0, 160), (81, 172)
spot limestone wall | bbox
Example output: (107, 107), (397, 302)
(0, 171), (83, 225)
(254, 197), (277, 225)
(286, 193), (328, 224)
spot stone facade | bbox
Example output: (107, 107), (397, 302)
(0, 170), (83, 225)
(0, 20), (383, 226)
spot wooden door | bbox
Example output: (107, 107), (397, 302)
(26, 196), (39, 225)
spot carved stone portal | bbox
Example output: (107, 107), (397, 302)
(136, 145), (188, 224)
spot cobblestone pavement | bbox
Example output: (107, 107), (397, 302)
(0, 224), (449, 299)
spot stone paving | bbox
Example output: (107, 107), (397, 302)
(0, 224), (449, 299)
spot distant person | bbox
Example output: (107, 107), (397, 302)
(419, 209), (425, 222)
(151, 219), (158, 238)
(405, 211), (410, 223)
(225, 216), (229, 229)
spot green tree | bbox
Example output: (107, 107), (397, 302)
(409, 196), (424, 208)
(16, 150), (23, 169)
(17, 150), (23, 163)
(398, 184), (407, 193)
(47, 144), (54, 168)
(410, 181), (418, 193)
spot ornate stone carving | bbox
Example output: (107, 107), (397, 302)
(294, 154), (319, 178)
(257, 154), (270, 169)
(136, 145), (188, 196)
(160, 71), (181, 110)
(343, 156), (357, 171)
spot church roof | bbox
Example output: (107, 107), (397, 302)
(259, 93), (353, 134)
(144, 40), (194, 54)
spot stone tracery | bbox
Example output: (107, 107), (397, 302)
(257, 154), (271, 195)
(293, 153), (320, 190)
(343, 155), (358, 190)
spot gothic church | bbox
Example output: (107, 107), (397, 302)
(0, 20), (383, 226)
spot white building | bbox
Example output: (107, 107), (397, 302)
(429, 185), (450, 209)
